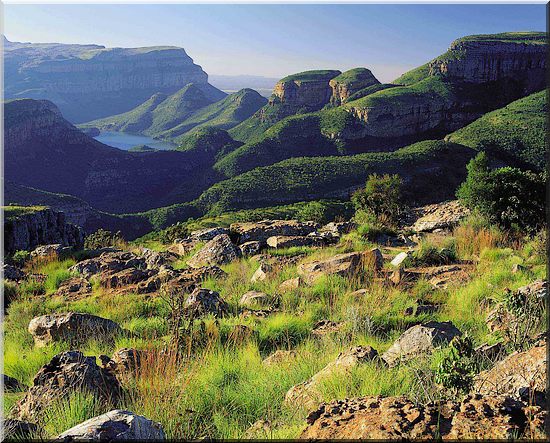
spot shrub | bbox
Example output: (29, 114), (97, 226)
(11, 250), (30, 267)
(352, 174), (404, 225)
(457, 153), (546, 233)
(435, 335), (476, 396)
(84, 229), (126, 249)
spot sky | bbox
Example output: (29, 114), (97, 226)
(3, 3), (546, 82)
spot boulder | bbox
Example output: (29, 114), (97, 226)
(100, 267), (157, 288)
(3, 374), (27, 392)
(278, 277), (303, 292)
(139, 248), (178, 269)
(382, 321), (462, 367)
(2, 418), (40, 440)
(412, 200), (470, 232)
(11, 351), (121, 421)
(239, 291), (272, 308)
(262, 350), (298, 366)
(136, 265), (226, 295)
(230, 220), (320, 244)
(266, 235), (325, 249)
(320, 221), (356, 236)
(187, 234), (241, 268)
(473, 344), (546, 405)
(28, 312), (123, 347)
(238, 241), (262, 256)
(190, 227), (230, 242)
(56, 410), (165, 440)
(104, 348), (147, 378)
(3, 263), (26, 281)
(250, 262), (274, 283)
(168, 238), (197, 256)
(30, 243), (71, 259)
(54, 276), (92, 300)
(364, 247), (383, 272)
(70, 251), (146, 279)
(390, 251), (409, 267)
(297, 252), (366, 284)
(184, 288), (228, 318)
(474, 342), (505, 362)
(285, 346), (378, 409)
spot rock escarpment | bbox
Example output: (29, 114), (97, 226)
(329, 68), (380, 105)
(4, 207), (84, 255)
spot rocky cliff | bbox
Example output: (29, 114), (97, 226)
(4, 207), (84, 255)
(4, 39), (223, 122)
(329, 68), (380, 105)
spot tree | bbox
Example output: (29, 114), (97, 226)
(352, 174), (404, 224)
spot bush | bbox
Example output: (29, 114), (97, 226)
(11, 250), (30, 267)
(457, 153), (546, 233)
(84, 229), (126, 249)
(296, 201), (345, 224)
(146, 222), (189, 245)
(352, 174), (404, 225)
(435, 335), (476, 396)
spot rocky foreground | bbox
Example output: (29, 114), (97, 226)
(2, 201), (547, 439)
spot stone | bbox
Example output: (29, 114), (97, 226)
(70, 251), (147, 279)
(190, 227), (230, 242)
(54, 276), (92, 300)
(244, 419), (274, 439)
(285, 346), (378, 409)
(412, 200), (470, 233)
(2, 418), (41, 440)
(239, 291), (272, 308)
(262, 350), (298, 366)
(187, 234), (241, 268)
(28, 312), (123, 347)
(311, 320), (345, 337)
(105, 348), (146, 378)
(511, 263), (527, 274)
(390, 267), (405, 285)
(100, 267), (157, 289)
(364, 247), (383, 272)
(184, 288), (228, 318)
(238, 241), (262, 256)
(390, 251), (409, 267)
(230, 220), (320, 244)
(266, 235), (325, 249)
(474, 342), (506, 362)
(382, 321), (462, 367)
(11, 351), (121, 421)
(3, 374), (27, 392)
(404, 300), (439, 317)
(251, 263), (274, 283)
(320, 221), (356, 236)
(139, 248), (178, 269)
(473, 344), (546, 405)
(56, 410), (166, 440)
(136, 265), (226, 295)
(297, 252), (366, 285)
(3, 263), (26, 281)
(168, 238), (197, 256)
(30, 243), (70, 259)
(278, 277), (303, 292)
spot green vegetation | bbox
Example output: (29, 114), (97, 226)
(351, 174), (404, 225)
(3, 205), (47, 220)
(455, 31), (546, 45)
(393, 63), (431, 86)
(176, 127), (243, 161)
(278, 70), (341, 83)
(330, 68), (377, 85)
(347, 83), (398, 101)
(128, 145), (156, 152)
(84, 228), (126, 250)
(448, 91), (547, 170)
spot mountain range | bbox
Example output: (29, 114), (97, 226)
(4, 31), (547, 239)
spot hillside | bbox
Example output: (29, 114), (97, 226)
(4, 38), (222, 123)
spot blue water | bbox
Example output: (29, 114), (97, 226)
(94, 131), (175, 151)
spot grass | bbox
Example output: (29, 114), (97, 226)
(3, 205), (47, 220)
(279, 70), (341, 84)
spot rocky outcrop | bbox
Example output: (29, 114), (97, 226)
(56, 410), (166, 440)
(11, 351), (121, 421)
(297, 251), (368, 284)
(3, 264), (26, 282)
(28, 312), (123, 347)
(329, 68), (380, 105)
(230, 220), (320, 245)
(184, 288), (228, 318)
(4, 207), (83, 256)
(411, 200), (470, 232)
(187, 234), (241, 267)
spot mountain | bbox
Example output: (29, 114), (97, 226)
(208, 74), (278, 97)
(4, 38), (224, 123)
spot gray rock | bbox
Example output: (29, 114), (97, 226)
(139, 248), (178, 269)
(297, 252), (366, 284)
(30, 243), (71, 259)
(3, 263), (26, 281)
(70, 251), (146, 279)
(390, 252), (409, 268)
(56, 410), (165, 440)
(184, 288), (228, 318)
(250, 262), (274, 283)
(239, 291), (272, 308)
(28, 312), (123, 347)
(266, 235), (325, 249)
(190, 227), (230, 242)
(382, 321), (462, 367)
(230, 220), (320, 244)
(238, 241), (262, 256)
(187, 234), (241, 268)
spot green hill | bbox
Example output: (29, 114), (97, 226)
(447, 91), (547, 170)
(176, 127), (243, 161)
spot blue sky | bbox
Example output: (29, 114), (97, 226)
(4, 4), (546, 82)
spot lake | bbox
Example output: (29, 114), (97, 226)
(94, 131), (175, 151)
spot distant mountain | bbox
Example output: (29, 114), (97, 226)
(209, 74), (278, 97)
(4, 37), (225, 123)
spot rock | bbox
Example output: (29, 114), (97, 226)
(139, 248), (178, 269)
(266, 235), (325, 249)
(262, 350), (298, 366)
(285, 346), (378, 409)
(250, 262), (274, 283)
(136, 265), (227, 295)
(54, 276), (92, 300)
(56, 410), (166, 440)
(3, 374), (27, 392)
(187, 234), (241, 268)
(4, 207), (84, 256)
(244, 419), (274, 439)
(2, 418), (40, 440)
(239, 291), (272, 308)
(364, 247), (383, 272)
(70, 251), (146, 279)
(105, 348), (146, 378)
(329, 68), (380, 104)
(3, 263), (26, 281)
(511, 263), (527, 274)
(184, 288), (228, 318)
(405, 264), (474, 289)
(28, 312), (123, 347)
(239, 241), (262, 256)
(403, 301), (439, 317)
(190, 227), (230, 242)
(390, 251), (409, 267)
(100, 267), (157, 289)
(320, 221), (356, 236)
(390, 267), (405, 285)
(278, 277), (303, 292)
(382, 321), (462, 367)
(473, 344), (546, 405)
(30, 243), (71, 259)
(297, 252), (366, 284)
(312, 320), (345, 337)
(230, 220), (320, 244)
(412, 200), (470, 232)
(474, 342), (506, 362)
(168, 238), (198, 256)
(11, 351), (121, 421)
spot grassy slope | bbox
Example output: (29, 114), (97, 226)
(3, 205), (47, 220)
(447, 91), (547, 170)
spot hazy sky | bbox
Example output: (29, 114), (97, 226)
(4, 4), (546, 82)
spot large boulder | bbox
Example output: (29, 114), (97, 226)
(136, 265), (226, 295)
(187, 234), (241, 268)
(139, 248), (178, 269)
(100, 267), (157, 289)
(184, 288), (228, 318)
(103, 348), (147, 379)
(473, 344), (546, 405)
(189, 227), (230, 242)
(230, 220), (320, 244)
(54, 276), (92, 300)
(11, 351), (121, 421)
(285, 346), (378, 409)
(382, 321), (462, 367)
(69, 251), (146, 279)
(238, 241), (262, 256)
(412, 200), (470, 232)
(30, 243), (71, 259)
(28, 312), (122, 347)
(297, 251), (367, 284)
(266, 235), (325, 249)
(56, 410), (165, 440)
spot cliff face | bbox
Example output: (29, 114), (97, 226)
(329, 69), (380, 105)
(4, 208), (84, 255)
(4, 39), (222, 122)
